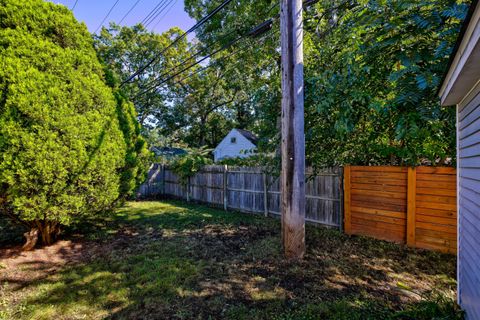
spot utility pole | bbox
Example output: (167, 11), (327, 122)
(280, 0), (305, 259)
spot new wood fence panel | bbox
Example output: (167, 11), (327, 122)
(347, 166), (408, 243)
(415, 167), (457, 253)
(344, 165), (457, 253)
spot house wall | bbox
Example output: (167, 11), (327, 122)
(214, 129), (256, 162)
(457, 80), (480, 320)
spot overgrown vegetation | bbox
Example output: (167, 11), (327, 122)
(90, 0), (470, 168)
(0, 201), (461, 319)
(0, 0), (147, 248)
(302, 0), (466, 166)
(169, 147), (213, 185)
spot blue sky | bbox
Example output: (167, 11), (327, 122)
(52, 0), (195, 34)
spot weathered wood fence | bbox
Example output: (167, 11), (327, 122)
(138, 165), (344, 229)
(344, 166), (457, 253)
(138, 164), (458, 254)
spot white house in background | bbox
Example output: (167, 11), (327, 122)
(213, 129), (258, 162)
(439, 0), (480, 318)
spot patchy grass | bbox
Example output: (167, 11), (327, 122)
(0, 201), (462, 319)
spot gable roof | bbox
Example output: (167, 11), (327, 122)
(235, 129), (258, 145)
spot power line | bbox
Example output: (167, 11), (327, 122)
(121, 0), (236, 85)
(151, 0), (177, 30)
(118, 0), (142, 25)
(140, 27), (240, 91)
(144, 0), (174, 29)
(168, 28), (278, 89)
(142, 1), (279, 87)
(141, 0), (168, 25)
(134, 21), (277, 99)
(126, 0), (276, 89)
(71, 0), (79, 10)
(134, 35), (244, 97)
(132, 15), (274, 95)
(95, 0), (121, 33)
(142, 0), (170, 27)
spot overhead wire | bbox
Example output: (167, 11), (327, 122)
(145, 0), (175, 29)
(138, 27), (240, 91)
(146, 1), (278, 75)
(168, 28), (279, 89)
(143, 0), (172, 28)
(95, 0), (121, 33)
(132, 4), (279, 95)
(151, 0), (178, 30)
(71, 0), (79, 11)
(121, 0), (236, 85)
(164, 32), (279, 120)
(134, 20), (278, 99)
(118, 0), (142, 25)
(141, 0), (168, 25)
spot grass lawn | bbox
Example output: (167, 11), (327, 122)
(0, 201), (461, 319)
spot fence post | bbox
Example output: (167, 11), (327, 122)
(263, 171), (268, 217)
(339, 167), (344, 232)
(343, 165), (351, 234)
(186, 176), (191, 202)
(161, 164), (166, 197)
(223, 165), (228, 211)
(407, 167), (416, 247)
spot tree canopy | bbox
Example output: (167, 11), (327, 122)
(177, 0), (467, 166)
(93, 0), (467, 168)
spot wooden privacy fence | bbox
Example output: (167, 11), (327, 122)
(138, 165), (344, 229)
(344, 166), (457, 253)
(138, 164), (457, 253)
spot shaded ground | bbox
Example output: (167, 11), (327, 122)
(0, 201), (461, 319)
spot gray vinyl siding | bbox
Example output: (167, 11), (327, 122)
(458, 90), (480, 320)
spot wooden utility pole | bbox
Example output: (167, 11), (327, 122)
(280, 0), (305, 259)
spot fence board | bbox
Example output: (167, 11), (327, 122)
(345, 165), (457, 253)
(138, 165), (343, 228)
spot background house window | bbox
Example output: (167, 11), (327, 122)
(231, 137), (236, 143)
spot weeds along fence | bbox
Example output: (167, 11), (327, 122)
(137, 164), (344, 229)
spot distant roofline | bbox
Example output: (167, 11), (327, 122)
(235, 128), (258, 145)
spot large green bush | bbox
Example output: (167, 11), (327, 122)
(0, 0), (142, 247)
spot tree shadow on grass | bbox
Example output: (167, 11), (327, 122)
(1, 200), (460, 320)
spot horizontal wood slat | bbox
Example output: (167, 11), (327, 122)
(345, 166), (457, 254)
(416, 167), (456, 174)
(349, 166), (407, 173)
(351, 182), (407, 193)
(351, 224), (405, 243)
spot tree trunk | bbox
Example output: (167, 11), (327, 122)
(22, 228), (39, 251)
(39, 222), (60, 246)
